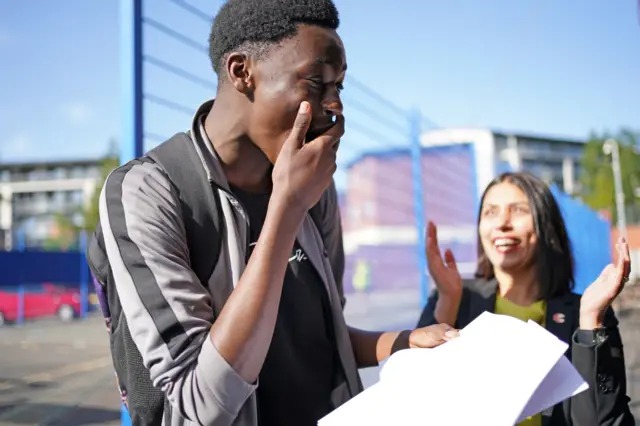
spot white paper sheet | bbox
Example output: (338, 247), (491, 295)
(516, 320), (590, 422)
(318, 312), (589, 426)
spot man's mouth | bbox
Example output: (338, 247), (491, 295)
(305, 118), (337, 142)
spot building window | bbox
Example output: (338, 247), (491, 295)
(70, 190), (83, 205)
(70, 167), (85, 179)
(53, 167), (67, 179)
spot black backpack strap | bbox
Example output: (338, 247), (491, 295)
(86, 224), (112, 322)
(146, 132), (223, 284)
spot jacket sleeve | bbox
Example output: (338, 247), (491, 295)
(99, 160), (256, 426)
(317, 180), (347, 309)
(570, 307), (635, 426)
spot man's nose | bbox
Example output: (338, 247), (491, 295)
(323, 93), (343, 117)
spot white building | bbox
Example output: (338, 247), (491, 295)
(0, 159), (105, 250)
(338, 128), (587, 280)
(420, 128), (585, 201)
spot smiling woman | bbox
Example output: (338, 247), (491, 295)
(418, 171), (635, 426)
(475, 172), (574, 303)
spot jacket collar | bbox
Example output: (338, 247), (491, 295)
(189, 99), (232, 192)
(469, 278), (577, 346)
(468, 278), (498, 322)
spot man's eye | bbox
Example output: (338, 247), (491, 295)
(307, 79), (323, 89)
(336, 82), (344, 93)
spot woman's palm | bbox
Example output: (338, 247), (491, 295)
(425, 221), (462, 297)
(581, 238), (631, 318)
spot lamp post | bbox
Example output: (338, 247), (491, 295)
(603, 138), (627, 238)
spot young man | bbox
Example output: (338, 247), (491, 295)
(99, 0), (456, 425)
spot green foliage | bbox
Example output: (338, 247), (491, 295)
(42, 211), (81, 251)
(46, 142), (119, 250)
(82, 155), (119, 232)
(579, 128), (640, 222)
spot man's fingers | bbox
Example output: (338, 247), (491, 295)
(309, 115), (345, 152)
(443, 328), (459, 340)
(410, 324), (459, 349)
(284, 101), (312, 152)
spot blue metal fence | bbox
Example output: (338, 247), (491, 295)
(0, 230), (92, 326)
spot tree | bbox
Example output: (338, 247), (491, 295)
(43, 212), (81, 251)
(82, 154), (119, 233)
(44, 140), (119, 250)
(579, 128), (640, 222)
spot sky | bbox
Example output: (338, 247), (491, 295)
(1, 0), (639, 170)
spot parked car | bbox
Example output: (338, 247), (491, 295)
(0, 283), (81, 326)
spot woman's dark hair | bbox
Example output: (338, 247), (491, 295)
(474, 171), (575, 300)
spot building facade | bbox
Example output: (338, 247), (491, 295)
(420, 128), (585, 199)
(341, 144), (479, 294)
(0, 159), (104, 250)
(340, 128), (587, 295)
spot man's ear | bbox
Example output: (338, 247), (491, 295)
(225, 52), (254, 94)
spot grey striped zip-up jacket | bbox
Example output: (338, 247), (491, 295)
(98, 100), (363, 426)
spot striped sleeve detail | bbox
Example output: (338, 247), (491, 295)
(103, 158), (191, 358)
(99, 158), (256, 425)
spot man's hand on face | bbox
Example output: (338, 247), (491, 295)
(271, 101), (343, 214)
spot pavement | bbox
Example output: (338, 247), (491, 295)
(3, 291), (638, 425)
(0, 315), (121, 426)
(0, 291), (422, 426)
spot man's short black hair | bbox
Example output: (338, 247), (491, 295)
(209, 0), (340, 76)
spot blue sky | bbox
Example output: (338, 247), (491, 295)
(1, 0), (639, 170)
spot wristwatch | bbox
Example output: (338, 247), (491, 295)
(578, 327), (608, 345)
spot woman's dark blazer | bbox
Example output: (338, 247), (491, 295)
(417, 278), (635, 426)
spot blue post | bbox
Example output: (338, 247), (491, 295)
(468, 143), (480, 264)
(120, 0), (144, 165)
(121, 404), (130, 424)
(120, 1), (142, 423)
(468, 143), (480, 216)
(16, 228), (26, 326)
(79, 231), (89, 318)
(409, 109), (428, 308)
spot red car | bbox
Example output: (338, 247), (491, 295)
(0, 283), (81, 326)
